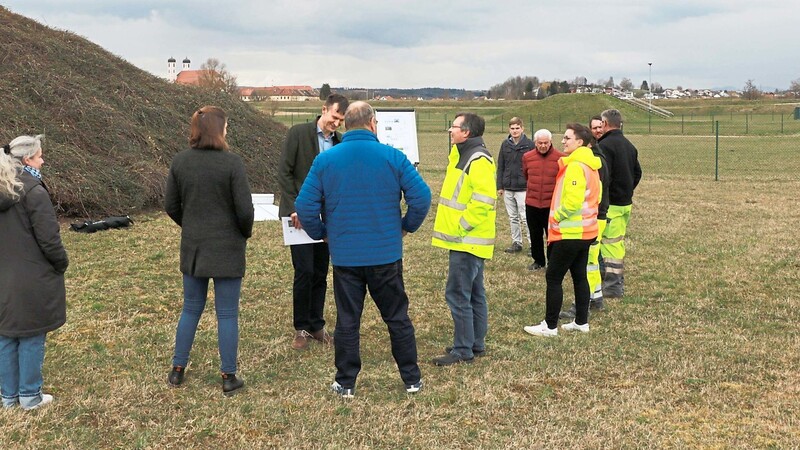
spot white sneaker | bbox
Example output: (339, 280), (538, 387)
(561, 321), (590, 333)
(524, 321), (558, 337)
(22, 394), (53, 411)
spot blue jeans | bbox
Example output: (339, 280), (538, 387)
(445, 251), (488, 359)
(0, 333), (47, 409)
(332, 260), (420, 389)
(172, 275), (241, 374)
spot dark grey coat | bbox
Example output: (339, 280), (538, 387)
(277, 119), (342, 217)
(0, 171), (68, 337)
(165, 148), (254, 278)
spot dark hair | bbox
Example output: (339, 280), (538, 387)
(566, 123), (594, 147)
(189, 105), (228, 150)
(600, 109), (622, 129)
(455, 112), (485, 137)
(589, 115), (602, 125)
(344, 101), (375, 130)
(324, 93), (350, 115)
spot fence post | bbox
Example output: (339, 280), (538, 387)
(445, 115), (450, 150)
(746, 114), (749, 134)
(781, 113), (784, 134)
(648, 113), (652, 134)
(715, 121), (719, 181)
(681, 114), (684, 135)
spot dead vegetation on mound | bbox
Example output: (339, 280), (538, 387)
(0, 7), (285, 217)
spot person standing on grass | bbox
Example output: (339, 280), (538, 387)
(165, 106), (254, 396)
(524, 123), (601, 337)
(496, 117), (533, 254)
(295, 101), (431, 398)
(0, 135), (68, 410)
(561, 117), (610, 319)
(522, 129), (564, 271)
(431, 112), (496, 366)
(278, 93), (349, 351)
(597, 109), (642, 298)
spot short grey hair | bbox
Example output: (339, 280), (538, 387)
(9, 134), (44, 161)
(344, 101), (375, 130)
(601, 109), (623, 129)
(533, 129), (552, 141)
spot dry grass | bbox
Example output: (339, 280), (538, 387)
(2, 131), (798, 449)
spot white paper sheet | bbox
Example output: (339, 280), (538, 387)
(282, 216), (324, 246)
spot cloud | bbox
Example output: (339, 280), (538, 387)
(4, 0), (799, 90)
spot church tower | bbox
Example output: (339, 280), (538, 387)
(167, 57), (177, 82)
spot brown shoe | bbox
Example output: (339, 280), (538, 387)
(310, 329), (334, 346)
(292, 330), (313, 350)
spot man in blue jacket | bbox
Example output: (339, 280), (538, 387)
(295, 101), (432, 399)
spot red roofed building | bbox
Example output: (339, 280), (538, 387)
(239, 85), (318, 102)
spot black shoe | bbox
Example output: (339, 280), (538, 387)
(559, 303), (577, 320)
(432, 353), (474, 366)
(445, 346), (486, 357)
(503, 242), (523, 253)
(528, 262), (545, 271)
(590, 299), (605, 311)
(222, 373), (244, 396)
(168, 366), (184, 387)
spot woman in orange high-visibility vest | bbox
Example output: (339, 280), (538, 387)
(524, 123), (602, 337)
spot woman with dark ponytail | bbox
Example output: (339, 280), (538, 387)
(0, 135), (68, 410)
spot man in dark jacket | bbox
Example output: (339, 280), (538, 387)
(496, 117), (534, 254)
(597, 109), (642, 298)
(296, 101), (431, 398)
(278, 93), (349, 350)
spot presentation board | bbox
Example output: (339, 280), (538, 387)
(375, 109), (420, 165)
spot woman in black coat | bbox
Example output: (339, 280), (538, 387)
(165, 106), (254, 396)
(0, 135), (68, 410)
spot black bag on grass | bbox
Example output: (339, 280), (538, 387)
(70, 216), (134, 233)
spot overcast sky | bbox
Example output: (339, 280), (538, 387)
(5, 1), (798, 91)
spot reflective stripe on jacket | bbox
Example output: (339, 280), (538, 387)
(547, 146), (602, 243)
(432, 138), (497, 259)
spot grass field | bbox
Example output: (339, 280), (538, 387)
(3, 130), (799, 449)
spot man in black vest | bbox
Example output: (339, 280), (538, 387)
(278, 93), (349, 350)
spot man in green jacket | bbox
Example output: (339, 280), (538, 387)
(431, 112), (496, 366)
(278, 93), (349, 350)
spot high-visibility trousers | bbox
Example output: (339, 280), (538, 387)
(587, 219), (607, 303)
(600, 204), (632, 297)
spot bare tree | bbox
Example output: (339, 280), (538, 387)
(742, 79), (761, 100)
(620, 78), (633, 91)
(789, 78), (800, 97)
(198, 58), (238, 95)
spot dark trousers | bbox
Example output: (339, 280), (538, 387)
(545, 239), (593, 328)
(290, 242), (329, 332)
(526, 205), (551, 266)
(332, 260), (420, 389)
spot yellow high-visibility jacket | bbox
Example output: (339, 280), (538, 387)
(432, 138), (497, 259)
(548, 146), (602, 243)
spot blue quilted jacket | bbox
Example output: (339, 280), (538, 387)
(295, 129), (431, 267)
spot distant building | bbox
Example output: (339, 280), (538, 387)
(239, 85), (318, 102)
(167, 57), (207, 85)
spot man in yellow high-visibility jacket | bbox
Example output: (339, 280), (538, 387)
(431, 112), (496, 366)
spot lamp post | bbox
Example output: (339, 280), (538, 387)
(648, 62), (653, 113)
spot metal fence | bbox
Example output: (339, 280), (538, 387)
(269, 111), (799, 181)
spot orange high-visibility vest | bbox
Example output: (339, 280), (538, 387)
(548, 157), (601, 243)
